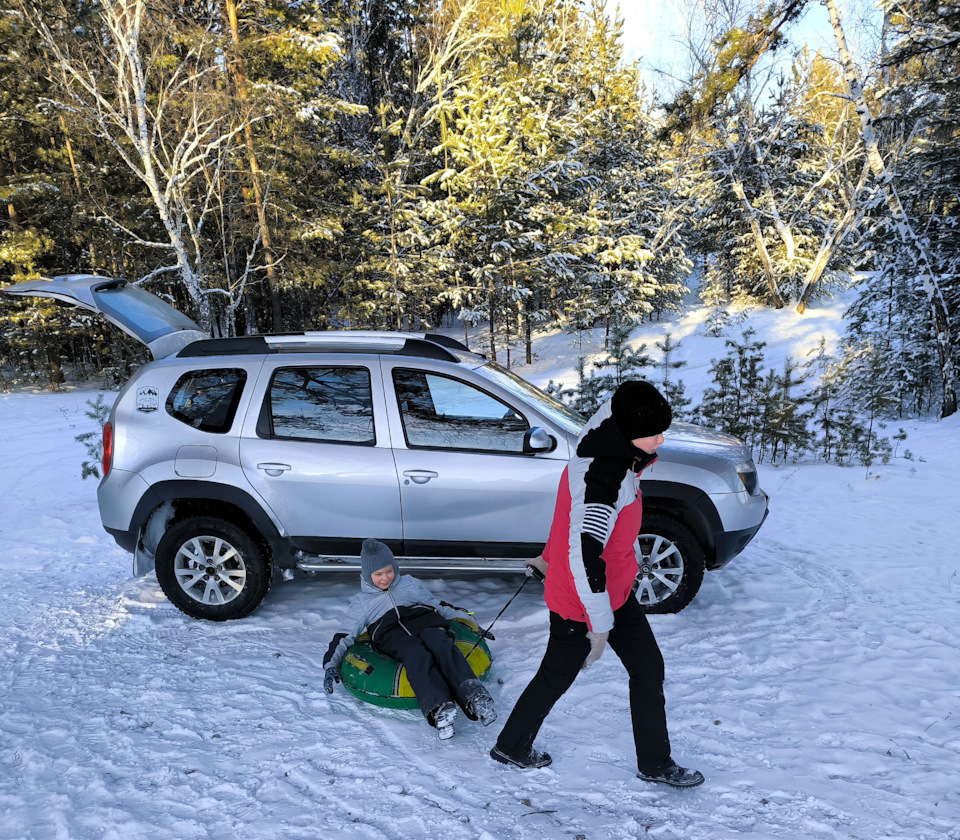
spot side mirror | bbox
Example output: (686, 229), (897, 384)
(523, 426), (555, 454)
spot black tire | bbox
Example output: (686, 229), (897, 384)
(155, 516), (272, 621)
(634, 513), (706, 614)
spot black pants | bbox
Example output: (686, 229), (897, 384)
(495, 595), (671, 773)
(373, 614), (479, 724)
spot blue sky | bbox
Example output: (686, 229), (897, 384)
(613, 0), (882, 96)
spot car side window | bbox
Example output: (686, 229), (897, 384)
(166, 368), (247, 433)
(393, 368), (528, 452)
(268, 366), (375, 445)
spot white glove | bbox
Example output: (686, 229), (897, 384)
(582, 631), (609, 669)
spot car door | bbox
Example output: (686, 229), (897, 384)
(380, 359), (569, 559)
(238, 356), (403, 555)
(4, 274), (208, 359)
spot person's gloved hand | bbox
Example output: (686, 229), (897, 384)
(324, 666), (341, 694)
(582, 631), (609, 669)
(478, 627), (496, 640)
(525, 556), (548, 582)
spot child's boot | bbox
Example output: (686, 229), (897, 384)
(465, 680), (497, 726)
(431, 701), (458, 740)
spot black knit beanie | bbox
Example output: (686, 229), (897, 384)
(360, 538), (398, 584)
(611, 380), (673, 441)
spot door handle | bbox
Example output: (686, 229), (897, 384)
(257, 462), (292, 477)
(403, 470), (439, 485)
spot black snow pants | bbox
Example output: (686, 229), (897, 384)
(494, 594), (671, 774)
(371, 610), (478, 724)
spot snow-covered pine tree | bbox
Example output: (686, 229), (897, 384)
(761, 357), (813, 465)
(591, 317), (655, 387)
(654, 332), (692, 420)
(696, 328), (767, 451)
(806, 337), (844, 463)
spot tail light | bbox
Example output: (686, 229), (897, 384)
(101, 421), (113, 478)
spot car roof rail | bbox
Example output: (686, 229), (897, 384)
(177, 331), (480, 363)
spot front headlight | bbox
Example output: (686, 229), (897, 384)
(736, 461), (758, 494)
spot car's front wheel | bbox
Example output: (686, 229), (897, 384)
(634, 513), (705, 614)
(155, 516), (272, 621)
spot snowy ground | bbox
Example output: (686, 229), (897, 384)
(2, 300), (959, 840)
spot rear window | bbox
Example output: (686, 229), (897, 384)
(165, 368), (247, 433)
(267, 366), (375, 445)
(96, 284), (203, 343)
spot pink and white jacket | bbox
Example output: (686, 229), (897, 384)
(542, 397), (657, 633)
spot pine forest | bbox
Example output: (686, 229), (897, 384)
(1, 0), (958, 441)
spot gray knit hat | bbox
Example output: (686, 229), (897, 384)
(611, 380), (672, 441)
(360, 538), (398, 585)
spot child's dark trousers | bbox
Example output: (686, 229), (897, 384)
(372, 611), (478, 722)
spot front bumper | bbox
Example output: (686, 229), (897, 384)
(708, 493), (769, 570)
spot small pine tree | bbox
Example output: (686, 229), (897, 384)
(696, 355), (737, 431)
(840, 341), (901, 463)
(697, 328), (767, 450)
(703, 307), (730, 338)
(574, 355), (614, 416)
(592, 318), (655, 386)
(807, 338), (842, 463)
(762, 357), (813, 465)
(654, 332), (691, 420)
(75, 393), (111, 480)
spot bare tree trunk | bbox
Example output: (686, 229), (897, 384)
(796, 159), (869, 313)
(740, 99), (796, 262)
(57, 114), (98, 267)
(730, 176), (786, 307)
(487, 279), (497, 363)
(719, 105), (785, 308)
(825, 0), (956, 417)
(525, 295), (532, 364)
(5, 150), (19, 231)
(223, 0), (281, 332)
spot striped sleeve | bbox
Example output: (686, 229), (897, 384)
(567, 457), (620, 633)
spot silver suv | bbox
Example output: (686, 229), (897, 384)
(7, 275), (769, 620)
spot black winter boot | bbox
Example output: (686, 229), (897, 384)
(637, 760), (704, 788)
(490, 744), (553, 769)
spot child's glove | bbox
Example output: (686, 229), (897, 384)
(454, 617), (494, 640)
(582, 631), (609, 669)
(323, 666), (341, 694)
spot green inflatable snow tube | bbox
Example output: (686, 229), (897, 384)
(338, 618), (493, 710)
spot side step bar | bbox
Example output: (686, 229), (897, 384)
(296, 554), (531, 574)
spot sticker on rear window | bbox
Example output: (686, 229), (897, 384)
(137, 385), (160, 412)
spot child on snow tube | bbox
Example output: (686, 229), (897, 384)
(322, 538), (496, 740)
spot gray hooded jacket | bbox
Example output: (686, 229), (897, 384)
(323, 574), (463, 671)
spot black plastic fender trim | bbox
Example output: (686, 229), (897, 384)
(640, 480), (723, 568)
(116, 480), (293, 567)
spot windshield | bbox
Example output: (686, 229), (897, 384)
(477, 362), (585, 435)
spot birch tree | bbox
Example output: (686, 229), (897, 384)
(824, 0), (957, 416)
(19, 0), (253, 331)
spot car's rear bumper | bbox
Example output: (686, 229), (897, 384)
(105, 525), (138, 553)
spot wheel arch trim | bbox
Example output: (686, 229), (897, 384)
(131, 481), (292, 566)
(641, 481), (722, 569)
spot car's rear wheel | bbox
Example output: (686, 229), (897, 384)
(155, 516), (272, 621)
(634, 513), (705, 614)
